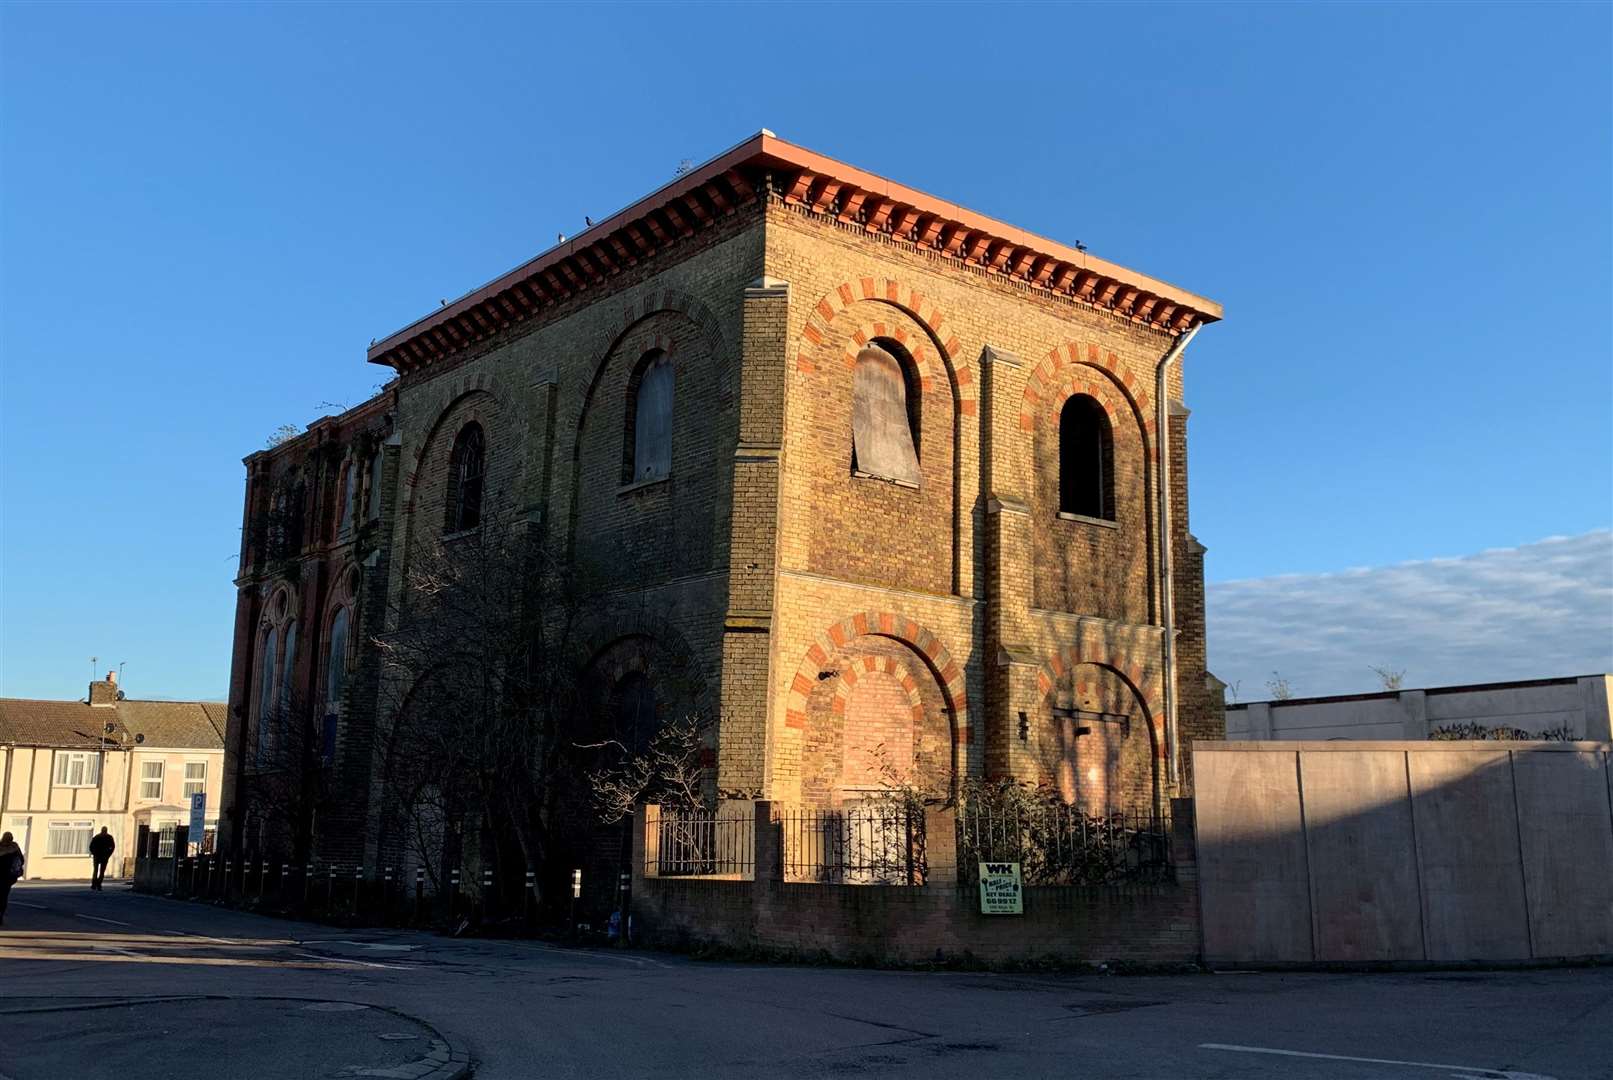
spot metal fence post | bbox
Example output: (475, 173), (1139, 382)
(304, 862), (314, 910)
(382, 867), (394, 925)
(353, 866), (364, 919)
(448, 868), (460, 921)
(524, 870), (535, 926)
(414, 867), (424, 924)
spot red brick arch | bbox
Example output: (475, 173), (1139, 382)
(1034, 646), (1164, 759)
(785, 611), (971, 747)
(796, 278), (977, 417)
(1019, 341), (1154, 455)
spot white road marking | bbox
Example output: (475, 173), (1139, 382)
(10, 901), (46, 910)
(72, 913), (134, 927)
(1200, 1043), (1557, 1080)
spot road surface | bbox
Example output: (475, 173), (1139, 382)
(2, 882), (1608, 1079)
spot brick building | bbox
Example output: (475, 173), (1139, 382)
(220, 132), (1222, 876)
(222, 390), (396, 864)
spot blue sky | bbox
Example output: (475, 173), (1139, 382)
(2, 2), (1609, 701)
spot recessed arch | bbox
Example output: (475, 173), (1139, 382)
(796, 278), (977, 417)
(1020, 341), (1154, 457)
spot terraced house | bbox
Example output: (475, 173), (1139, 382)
(221, 132), (1223, 901)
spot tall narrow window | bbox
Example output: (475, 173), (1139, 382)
(629, 351), (674, 483)
(445, 423), (485, 533)
(258, 628), (279, 726)
(367, 446), (384, 521)
(1058, 395), (1114, 520)
(850, 341), (921, 486)
(326, 607), (350, 716)
(338, 461), (356, 532)
(183, 762), (207, 799)
(279, 621), (297, 707)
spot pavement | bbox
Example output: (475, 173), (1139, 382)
(1, 882), (1609, 1080)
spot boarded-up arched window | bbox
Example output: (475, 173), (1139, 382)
(1058, 395), (1114, 520)
(851, 341), (921, 487)
(629, 351), (674, 483)
(445, 423), (485, 533)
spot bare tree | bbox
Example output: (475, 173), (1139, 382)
(372, 507), (593, 909)
(1266, 671), (1295, 701)
(1370, 665), (1406, 691)
(586, 713), (710, 826)
(239, 688), (323, 864)
(266, 423), (302, 448)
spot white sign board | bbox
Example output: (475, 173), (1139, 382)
(188, 791), (206, 850)
(978, 861), (1024, 915)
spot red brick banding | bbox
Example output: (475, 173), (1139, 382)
(795, 278), (978, 418)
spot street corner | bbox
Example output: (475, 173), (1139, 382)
(0, 996), (470, 1080)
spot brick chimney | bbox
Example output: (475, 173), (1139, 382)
(89, 669), (118, 706)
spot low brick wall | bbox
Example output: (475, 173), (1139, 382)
(630, 801), (1201, 967)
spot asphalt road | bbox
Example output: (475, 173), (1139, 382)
(1, 882), (1608, 1080)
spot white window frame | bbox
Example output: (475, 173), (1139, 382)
(46, 819), (94, 857)
(140, 760), (164, 800)
(183, 761), (207, 799)
(52, 751), (101, 789)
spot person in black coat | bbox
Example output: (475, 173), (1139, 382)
(0, 831), (24, 924)
(89, 827), (116, 890)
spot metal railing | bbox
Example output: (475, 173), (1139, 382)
(957, 803), (1172, 887)
(781, 804), (925, 885)
(645, 805), (754, 878)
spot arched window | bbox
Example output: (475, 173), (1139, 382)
(627, 351), (674, 483)
(445, 423), (485, 533)
(1058, 395), (1114, 520)
(850, 341), (921, 486)
(326, 607), (350, 717)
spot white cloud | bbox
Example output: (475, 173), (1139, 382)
(1207, 530), (1613, 701)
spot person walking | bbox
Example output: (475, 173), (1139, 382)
(0, 831), (24, 925)
(89, 826), (116, 891)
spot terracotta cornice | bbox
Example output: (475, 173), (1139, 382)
(367, 132), (1222, 374)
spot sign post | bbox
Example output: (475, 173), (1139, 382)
(187, 792), (206, 855)
(978, 861), (1023, 915)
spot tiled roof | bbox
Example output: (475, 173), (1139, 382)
(0, 697), (226, 750)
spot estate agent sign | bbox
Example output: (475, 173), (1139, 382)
(978, 861), (1023, 915)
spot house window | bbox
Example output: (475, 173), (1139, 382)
(445, 423), (485, 533)
(46, 820), (94, 856)
(52, 751), (101, 789)
(850, 341), (921, 487)
(183, 762), (207, 799)
(627, 351), (674, 483)
(1058, 394), (1114, 520)
(326, 606), (350, 716)
(140, 761), (164, 800)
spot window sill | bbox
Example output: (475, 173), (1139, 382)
(441, 527), (481, 543)
(851, 470), (920, 491)
(1057, 512), (1119, 530)
(619, 475), (671, 496)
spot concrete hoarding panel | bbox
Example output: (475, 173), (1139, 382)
(1511, 751), (1613, 958)
(1194, 749), (1312, 963)
(1298, 751), (1424, 962)
(1407, 751), (1531, 962)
